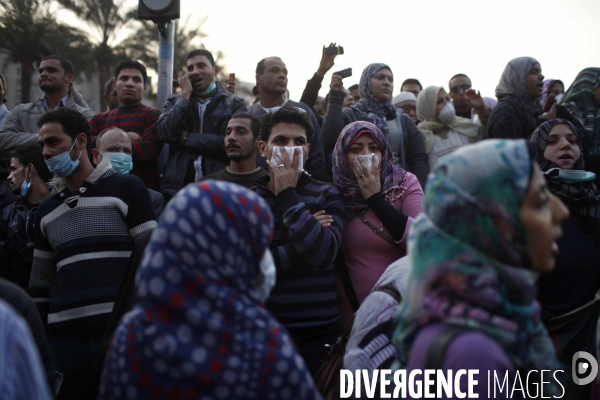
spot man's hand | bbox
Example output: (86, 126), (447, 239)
(225, 74), (236, 94)
(179, 71), (193, 99)
(267, 147), (301, 195)
(330, 74), (344, 92)
(180, 131), (188, 146)
(317, 43), (338, 77)
(126, 132), (142, 142)
(353, 155), (381, 200)
(313, 210), (334, 228)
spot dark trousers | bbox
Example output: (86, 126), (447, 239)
(50, 336), (103, 400)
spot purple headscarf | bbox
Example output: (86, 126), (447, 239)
(332, 121), (406, 220)
(539, 79), (564, 107)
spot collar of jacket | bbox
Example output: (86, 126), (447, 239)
(50, 156), (114, 194)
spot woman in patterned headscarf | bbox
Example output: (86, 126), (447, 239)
(487, 57), (553, 140)
(557, 68), (600, 179)
(392, 140), (568, 397)
(98, 181), (322, 400)
(332, 121), (423, 329)
(530, 119), (600, 399)
(322, 63), (429, 187)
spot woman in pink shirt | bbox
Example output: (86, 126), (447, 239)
(332, 121), (424, 328)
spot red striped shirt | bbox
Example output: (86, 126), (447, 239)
(90, 104), (163, 190)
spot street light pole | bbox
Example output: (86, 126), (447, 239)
(156, 22), (174, 111)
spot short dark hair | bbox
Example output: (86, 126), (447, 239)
(348, 84), (359, 92)
(255, 57), (282, 75)
(115, 60), (148, 84)
(104, 78), (115, 96)
(0, 72), (6, 103)
(259, 105), (313, 142)
(41, 55), (74, 76)
(401, 78), (422, 90)
(448, 73), (471, 89)
(186, 49), (215, 67)
(229, 112), (261, 140)
(10, 144), (53, 182)
(37, 108), (91, 151)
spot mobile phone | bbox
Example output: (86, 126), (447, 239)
(334, 68), (352, 79)
(325, 46), (344, 56)
(229, 73), (235, 79)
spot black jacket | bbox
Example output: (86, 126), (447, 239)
(156, 83), (247, 196)
(0, 197), (37, 289)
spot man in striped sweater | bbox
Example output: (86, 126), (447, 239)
(252, 106), (344, 374)
(28, 108), (156, 399)
(89, 60), (163, 190)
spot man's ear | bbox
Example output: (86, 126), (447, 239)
(258, 141), (267, 157)
(306, 142), (311, 158)
(143, 83), (148, 93)
(214, 65), (220, 76)
(91, 148), (101, 165)
(65, 73), (73, 82)
(26, 163), (34, 179)
(77, 133), (87, 151)
(255, 74), (262, 86)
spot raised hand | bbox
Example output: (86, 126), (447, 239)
(317, 43), (338, 77)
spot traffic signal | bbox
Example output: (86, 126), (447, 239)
(138, 0), (180, 22)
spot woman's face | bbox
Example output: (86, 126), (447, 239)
(543, 124), (581, 169)
(549, 82), (564, 96)
(434, 89), (451, 120)
(521, 163), (569, 273)
(346, 132), (383, 165)
(526, 63), (545, 98)
(370, 68), (394, 103)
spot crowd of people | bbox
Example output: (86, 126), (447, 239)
(0, 45), (599, 400)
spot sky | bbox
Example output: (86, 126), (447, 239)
(63, 0), (600, 102)
(186, 0), (600, 101)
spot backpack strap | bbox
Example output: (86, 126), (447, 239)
(425, 325), (472, 398)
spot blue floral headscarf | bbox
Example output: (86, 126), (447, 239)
(392, 140), (562, 395)
(99, 180), (321, 400)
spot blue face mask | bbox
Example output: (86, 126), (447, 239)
(100, 151), (133, 174)
(20, 172), (31, 198)
(46, 140), (80, 177)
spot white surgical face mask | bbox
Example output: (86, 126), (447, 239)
(438, 102), (456, 125)
(255, 249), (276, 303)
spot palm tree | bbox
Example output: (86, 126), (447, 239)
(124, 14), (230, 84)
(0, 0), (90, 102)
(56, 0), (133, 107)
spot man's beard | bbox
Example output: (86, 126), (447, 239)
(228, 148), (255, 162)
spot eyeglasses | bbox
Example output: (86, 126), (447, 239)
(269, 106), (307, 114)
(450, 84), (471, 93)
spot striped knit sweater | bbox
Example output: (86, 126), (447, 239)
(28, 159), (157, 338)
(89, 103), (163, 190)
(252, 174), (343, 333)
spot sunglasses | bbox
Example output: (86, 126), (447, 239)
(450, 84), (471, 93)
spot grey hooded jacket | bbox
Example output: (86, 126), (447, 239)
(0, 85), (94, 160)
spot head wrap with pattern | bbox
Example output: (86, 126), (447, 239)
(392, 140), (562, 395)
(353, 63), (398, 135)
(99, 180), (320, 400)
(332, 121), (406, 221)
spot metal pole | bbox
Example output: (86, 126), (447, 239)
(157, 22), (174, 175)
(156, 22), (174, 110)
